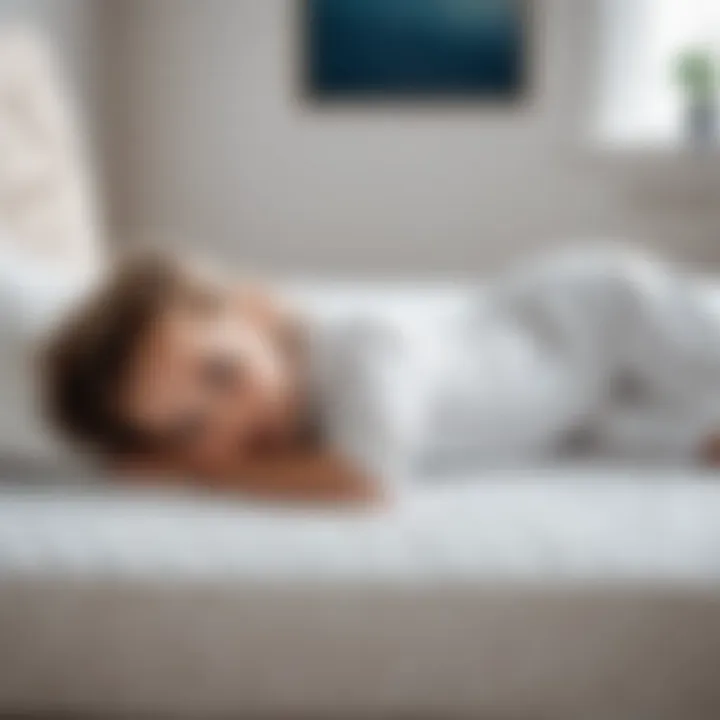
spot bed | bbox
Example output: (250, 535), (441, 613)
(3, 27), (720, 720)
(2, 466), (720, 719)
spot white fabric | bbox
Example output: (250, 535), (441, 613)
(303, 246), (720, 477)
(0, 27), (99, 266)
(1, 468), (720, 582)
(0, 27), (101, 468)
(0, 239), (97, 465)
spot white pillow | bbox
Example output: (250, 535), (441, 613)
(0, 238), (98, 468)
(0, 27), (100, 268)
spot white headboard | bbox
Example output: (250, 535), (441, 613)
(0, 26), (100, 270)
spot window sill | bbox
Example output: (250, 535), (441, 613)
(578, 134), (720, 178)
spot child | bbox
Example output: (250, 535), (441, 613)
(42, 253), (383, 504)
(43, 246), (720, 505)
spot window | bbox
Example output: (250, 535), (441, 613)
(595, 0), (720, 146)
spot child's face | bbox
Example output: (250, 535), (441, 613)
(119, 290), (301, 472)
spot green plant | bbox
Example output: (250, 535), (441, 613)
(674, 48), (718, 104)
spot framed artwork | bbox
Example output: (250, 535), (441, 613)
(304, 0), (528, 101)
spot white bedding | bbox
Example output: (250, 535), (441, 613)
(1, 464), (720, 584)
(0, 248), (719, 587)
(298, 247), (720, 478)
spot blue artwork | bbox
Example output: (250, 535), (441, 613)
(305, 0), (527, 99)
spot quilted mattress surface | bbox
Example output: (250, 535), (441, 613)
(1, 464), (720, 584)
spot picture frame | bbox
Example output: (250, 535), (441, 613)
(302, 0), (530, 103)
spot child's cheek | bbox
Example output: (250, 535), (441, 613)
(184, 429), (241, 475)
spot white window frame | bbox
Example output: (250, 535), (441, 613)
(594, 0), (720, 148)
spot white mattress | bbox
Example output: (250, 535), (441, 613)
(2, 464), (720, 584)
(3, 466), (720, 720)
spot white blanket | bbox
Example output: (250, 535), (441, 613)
(308, 246), (720, 477)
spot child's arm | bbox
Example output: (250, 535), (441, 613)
(202, 450), (383, 506)
(701, 434), (720, 466)
(113, 450), (383, 507)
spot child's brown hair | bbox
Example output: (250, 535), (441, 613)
(43, 253), (208, 458)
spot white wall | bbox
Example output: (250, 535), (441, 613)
(112, 0), (720, 275)
(8, 0), (720, 276)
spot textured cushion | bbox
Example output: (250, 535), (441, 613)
(0, 26), (99, 267)
(0, 27), (101, 468)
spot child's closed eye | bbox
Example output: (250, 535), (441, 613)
(201, 355), (244, 393)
